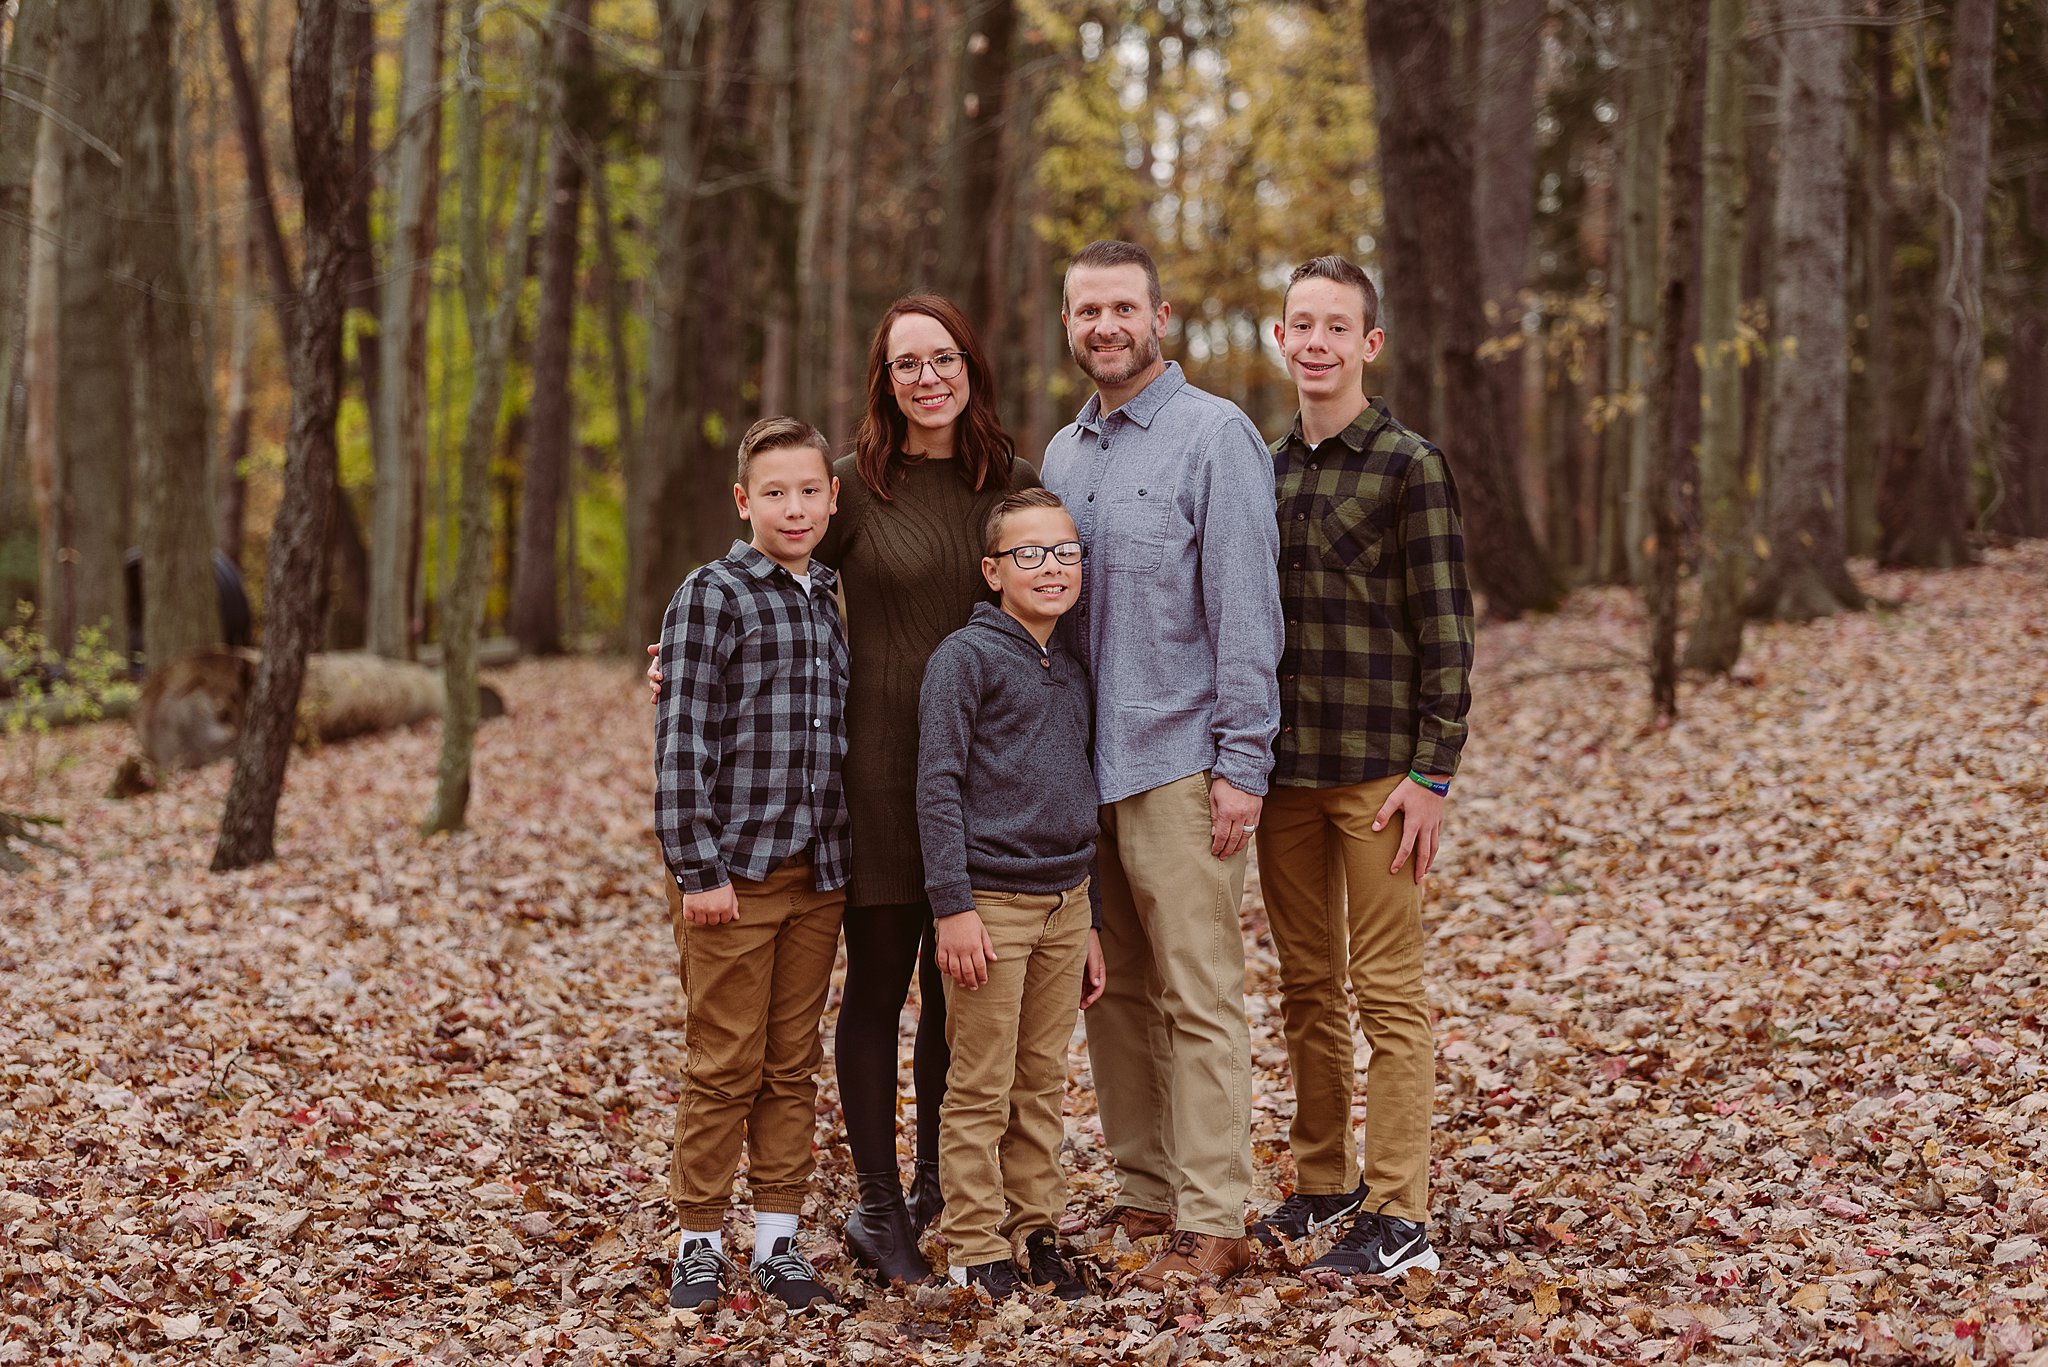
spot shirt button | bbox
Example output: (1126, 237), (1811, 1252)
(1099, 438), (1109, 450)
(1293, 512), (1306, 521)
(1086, 493), (1095, 502)
(1283, 725), (1294, 734)
(813, 719), (821, 727)
(1308, 463), (1319, 471)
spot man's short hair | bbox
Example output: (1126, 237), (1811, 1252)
(1064, 239), (1163, 312)
(982, 487), (1070, 556)
(736, 415), (832, 487)
(1285, 255), (1381, 333)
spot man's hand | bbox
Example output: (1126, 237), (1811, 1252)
(1372, 776), (1448, 883)
(682, 883), (739, 925)
(1079, 928), (1106, 1009)
(936, 910), (997, 989)
(1209, 776), (1262, 859)
(645, 642), (662, 704)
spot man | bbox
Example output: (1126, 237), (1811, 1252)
(1251, 255), (1474, 1279)
(1041, 239), (1283, 1291)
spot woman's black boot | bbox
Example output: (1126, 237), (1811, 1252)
(843, 1170), (931, 1284)
(905, 1158), (944, 1236)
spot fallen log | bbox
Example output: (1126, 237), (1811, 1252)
(133, 648), (506, 770)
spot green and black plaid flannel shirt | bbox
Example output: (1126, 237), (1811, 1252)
(1270, 399), (1475, 789)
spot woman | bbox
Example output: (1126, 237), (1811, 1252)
(650, 296), (1038, 1284)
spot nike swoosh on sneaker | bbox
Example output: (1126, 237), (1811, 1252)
(1373, 1230), (1428, 1272)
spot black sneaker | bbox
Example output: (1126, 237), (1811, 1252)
(961, 1257), (1026, 1300)
(1250, 1181), (1367, 1247)
(1022, 1228), (1089, 1301)
(1306, 1210), (1440, 1279)
(751, 1237), (837, 1310)
(669, 1238), (739, 1311)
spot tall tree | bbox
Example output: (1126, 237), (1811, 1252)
(509, 0), (595, 656)
(627, 0), (712, 650)
(369, 0), (446, 659)
(1681, 0), (1747, 672)
(1472, 0), (1542, 493)
(1750, 0), (1862, 619)
(1619, 0), (1667, 584)
(1648, 0), (1708, 720)
(1883, 0), (1994, 567)
(1366, 0), (1561, 614)
(424, 0), (547, 834)
(1992, 17), (2047, 539)
(22, 38), (65, 646)
(0, 0), (57, 544)
(212, 0), (351, 871)
(938, 0), (1018, 333)
(1848, 20), (1896, 557)
(123, 0), (222, 667)
(50, 1), (132, 658)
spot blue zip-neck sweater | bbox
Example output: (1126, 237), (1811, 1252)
(916, 601), (1098, 920)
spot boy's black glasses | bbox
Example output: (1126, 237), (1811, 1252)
(990, 541), (1084, 569)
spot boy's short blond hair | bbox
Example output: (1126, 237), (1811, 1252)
(736, 416), (832, 488)
(981, 487), (1071, 556)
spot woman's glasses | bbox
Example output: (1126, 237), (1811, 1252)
(889, 351), (966, 384)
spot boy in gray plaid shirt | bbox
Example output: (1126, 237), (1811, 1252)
(654, 416), (850, 1314)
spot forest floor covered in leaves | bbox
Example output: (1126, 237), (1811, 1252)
(3, 544), (2046, 1366)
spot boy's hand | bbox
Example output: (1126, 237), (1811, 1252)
(1372, 778), (1447, 883)
(681, 883), (739, 925)
(936, 911), (997, 989)
(1079, 928), (1106, 1009)
(646, 643), (662, 704)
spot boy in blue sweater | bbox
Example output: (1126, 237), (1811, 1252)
(916, 488), (1105, 1301)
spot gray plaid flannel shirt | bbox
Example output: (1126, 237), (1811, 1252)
(654, 540), (851, 893)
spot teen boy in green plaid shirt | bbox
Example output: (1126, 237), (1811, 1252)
(1251, 255), (1474, 1281)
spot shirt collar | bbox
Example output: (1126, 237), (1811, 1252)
(727, 539), (838, 593)
(1276, 398), (1387, 456)
(1077, 361), (1188, 433)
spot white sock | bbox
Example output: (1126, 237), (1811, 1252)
(680, 1228), (724, 1259)
(753, 1210), (798, 1257)
(949, 1265), (969, 1286)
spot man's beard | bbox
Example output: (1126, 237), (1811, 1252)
(1072, 329), (1161, 390)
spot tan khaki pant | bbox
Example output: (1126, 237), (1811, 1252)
(1255, 774), (1434, 1222)
(667, 857), (845, 1230)
(936, 880), (1092, 1266)
(1085, 772), (1254, 1238)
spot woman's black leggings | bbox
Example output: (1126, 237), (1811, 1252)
(836, 901), (949, 1173)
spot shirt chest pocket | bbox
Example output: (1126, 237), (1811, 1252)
(1317, 492), (1399, 573)
(1100, 485), (1169, 571)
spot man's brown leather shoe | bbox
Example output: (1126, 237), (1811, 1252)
(1125, 1231), (1253, 1292)
(1105, 1205), (1176, 1241)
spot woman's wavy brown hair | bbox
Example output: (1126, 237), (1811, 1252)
(852, 294), (1015, 500)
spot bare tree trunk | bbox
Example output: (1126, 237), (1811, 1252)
(1883, 0), (1993, 568)
(1366, 0), (1561, 615)
(1992, 35), (2047, 539)
(938, 0), (1017, 332)
(509, 0), (592, 657)
(424, 2), (547, 835)
(213, 0), (351, 871)
(25, 52), (65, 645)
(793, 0), (851, 424)
(1846, 21), (1893, 558)
(370, 0), (445, 659)
(54, 0), (133, 659)
(0, 0), (57, 539)
(1751, 0), (1862, 620)
(1620, 0), (1666, 583)
(627, 0), (711, 650)
(1648, 0), (1708, 721)
(588, 162), (637, 473)
(1681, 0), (1747, 672)
(752, 0), (798, 416)
(1472, 0), (1541, 499)
(123, 0), (222, 667)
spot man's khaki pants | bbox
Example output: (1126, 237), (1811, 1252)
(1255, 773), (1433, 1222)
(936, 880), (1092, 1267)
(667, 856), (845, 1231)
(1085, 772), (1254, 1238)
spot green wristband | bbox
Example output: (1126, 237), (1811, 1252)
(1407, 770), (1450, 797)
